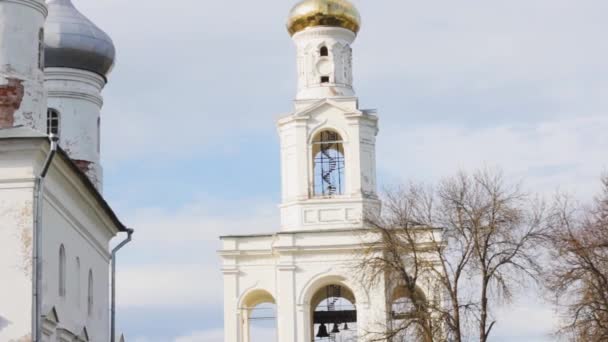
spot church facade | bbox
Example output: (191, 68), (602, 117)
(0, 0), (131, 341)
(220, 1), (439, 341)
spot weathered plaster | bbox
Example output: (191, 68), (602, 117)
(0, 78), (25, 128)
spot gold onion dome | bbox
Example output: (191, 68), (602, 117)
(287, 0), (361, 36)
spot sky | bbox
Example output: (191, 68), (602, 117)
(71, 0), (608, 341)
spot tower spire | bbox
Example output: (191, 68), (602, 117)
(44, 0), (116, 190)
(287, 0), (361, 101)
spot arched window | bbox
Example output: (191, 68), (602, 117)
(59, 245), (66, 297)
(390, 286), (430, 341)
(320, 46), (329, 57)
(312, 130), (345, 197)
(75, 257), (81, 307)
(240, 290), (277, 342)
(87, 270), (94, 316)
(47, 108), (60, 137)
(311, 285), (357, 341)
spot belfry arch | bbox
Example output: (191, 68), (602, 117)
(239, 289), (277, 342)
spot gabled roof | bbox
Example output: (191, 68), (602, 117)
(79, 326), (90, 341)
(43, 307), (60, 324)
(292, 98), (362, 118)
(0, 126), (128, 232)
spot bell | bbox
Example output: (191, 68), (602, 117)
(331, 323), (340, 334)
(343, 322), (349, 330)
(316, 323), (330, 338)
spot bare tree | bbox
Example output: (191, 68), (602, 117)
(360, 169), (548, 342)
(547, 175), (608, 341)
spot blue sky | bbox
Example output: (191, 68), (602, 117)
(74, 0), (608, 341)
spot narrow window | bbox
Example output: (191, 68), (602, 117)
(75, 257), (81, 307)
(320, 46), (328, 57)
(97, 117), (101, 154)
(312, 130), (345, 197)
(47, 108), (60, 137)
(88, 270), (94, 316)
(38, 29), (44, 70)
(320, 76), (330, 84)
(59, 245), (66, 297)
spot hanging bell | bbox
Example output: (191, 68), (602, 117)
(316, 323), (330, 338)
(331, 322), (340, 334)
(343, 322), (349, 330)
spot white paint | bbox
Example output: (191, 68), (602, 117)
(220, 16), (441, 341)
(293, 27), (356, 101)
(0, 0), (47, 130)
(0, 139), (121, 341)
(277, 97), (380, 231)
(46, 67), (106, 190)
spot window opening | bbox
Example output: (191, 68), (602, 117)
(313, 285), (357, 341)
(313, 131), (345, 197)
(59, 245), (66, 297)
(88, 270), (94, 316)
(75, 257), (81, 307)
(47, 108), (60, 137)
(241, 290), (277, 342)
(320, 46), (329, 57)
(320, 76), (330, 84)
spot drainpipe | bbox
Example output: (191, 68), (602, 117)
(111, 228), (134, 342)
(32, 134), (59, 342)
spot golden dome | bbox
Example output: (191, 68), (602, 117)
(287, 0), (361, 36)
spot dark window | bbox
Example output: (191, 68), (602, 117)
(320, 76), (330, 84)
(38, 29), (44, 70)
(47, 108), (60, 137)
(59, 245), (66, 297)
(88, 270), (94, 316)
(320, 46), (328, 57)
(312, 130), (345, 197)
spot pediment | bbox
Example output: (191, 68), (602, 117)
(43, 307), (60, 324)
(292, 99), (362, 119)
(78, 326), (90, 341)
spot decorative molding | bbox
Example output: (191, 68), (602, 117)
(4, 0), (48, 17)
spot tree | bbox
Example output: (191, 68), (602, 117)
(360, 169), (548, 342)
(546, 175), (608, 341)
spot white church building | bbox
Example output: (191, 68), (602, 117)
(0, 0), (132, 341)
(220, 1), (440, 341)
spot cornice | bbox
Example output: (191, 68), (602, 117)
(5, 0), (47, 17)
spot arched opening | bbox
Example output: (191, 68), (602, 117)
(87, 270), (94, 316)
(240, 290), (277, 342)
(311, 285), (357, 341)
(47, 108), (60, 137)
(390, 286), (431, 341)
(58, 245), (66, 297)
(320, 46), (329, 57)
(312, 130), (345, 197)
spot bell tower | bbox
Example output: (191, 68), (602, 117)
(220, 2), (405, 342)
(278, 1), (380, 231)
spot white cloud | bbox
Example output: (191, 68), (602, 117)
(379, 115), (608, 199)
(114, 197), (278, 309)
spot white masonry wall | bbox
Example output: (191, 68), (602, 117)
(277, 98), (380, 231)
(46, 68), (106, 189)
(293, 27), (356, 101)
(0, 139), (118, 341)
(0, 0), (47, 130)
(0, 141), (38, 341)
